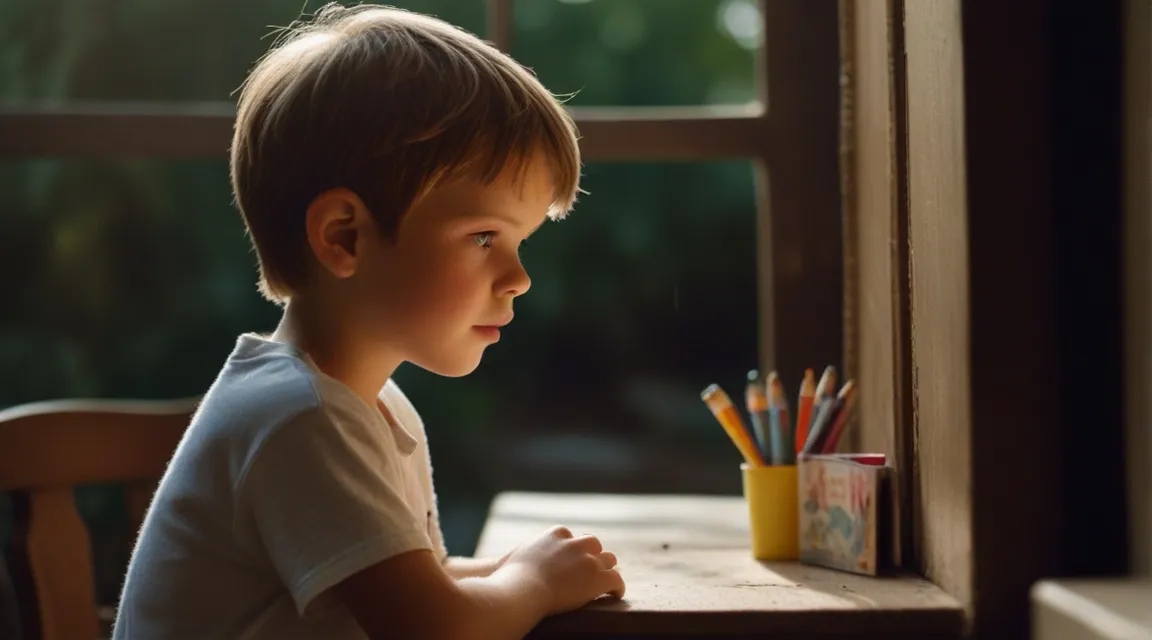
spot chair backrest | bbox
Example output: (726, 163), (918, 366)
(0, 398), (198, 640)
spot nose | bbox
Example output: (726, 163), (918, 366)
(499, 257), (532, 298)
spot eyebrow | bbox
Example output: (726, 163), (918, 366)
(470, 212), (547, 236)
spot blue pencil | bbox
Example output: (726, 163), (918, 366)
(745, 369), (771, 461)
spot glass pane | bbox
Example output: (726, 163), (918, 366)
(0, 0), (486, 103)
(0, 159), (758, 561)
(512, 0), (760, 106)
(0, 159), (270, 402)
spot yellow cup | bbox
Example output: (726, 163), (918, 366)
(741, 463), (799, 561)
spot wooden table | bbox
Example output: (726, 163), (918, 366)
(476, 493), (965, 638)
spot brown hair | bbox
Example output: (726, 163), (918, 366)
(230, 3), (581, 302)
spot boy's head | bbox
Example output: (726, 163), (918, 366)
(230, 3), (581, 376)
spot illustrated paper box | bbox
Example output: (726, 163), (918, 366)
(797, 453), (894, 576)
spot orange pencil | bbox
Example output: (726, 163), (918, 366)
(702, 384), (766, 467)
(794, 368), (816, 455)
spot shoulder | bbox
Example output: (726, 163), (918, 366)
(189, 337), (382, 487)
(197, 344), (325, 446)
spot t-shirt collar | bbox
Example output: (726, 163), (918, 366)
(236, 333), (420, 456)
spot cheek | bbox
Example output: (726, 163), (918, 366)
(400, 252), (487, 318)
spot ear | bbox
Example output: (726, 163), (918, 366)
(304, 188), (373, 280)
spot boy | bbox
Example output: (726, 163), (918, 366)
(113, 4), (624, 639)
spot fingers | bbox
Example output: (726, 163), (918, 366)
(550, 527), (618, 572)
(559, 532), (614, 569)
(597, 551), (618, 570)
(570, 534), (603, 555)
(598, 567), (626, 600)
(548, 525), (573, 539)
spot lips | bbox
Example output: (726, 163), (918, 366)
(478, 314), (513, 329)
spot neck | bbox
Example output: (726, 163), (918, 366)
(270, 296), (402, 408)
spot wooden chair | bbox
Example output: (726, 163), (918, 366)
(0, 398), (198, 640)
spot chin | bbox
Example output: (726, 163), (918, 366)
(413, 352), (485, 378)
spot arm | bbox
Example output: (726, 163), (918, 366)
(335, 527), (625, 640)
(335, 549), (547, 640)
(239, 407), (594, 639)
(443, 555), (505, 579)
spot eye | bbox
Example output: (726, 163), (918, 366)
(472, 232), (495, 249)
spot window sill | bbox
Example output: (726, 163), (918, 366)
(1032, 579), (1152, 640)
(477, 492), (965, 637)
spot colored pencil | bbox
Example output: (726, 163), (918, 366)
(815, 365), (837, 399)
(702, 384), (766, 467)
(802, 399), (836, 453)
(745, 370), (771, 461)
(820, 380), (858, 453)
(767, 372), (791, 464)
(794, 368), (816, 455)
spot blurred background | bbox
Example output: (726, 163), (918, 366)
(0, 0), (768, 604)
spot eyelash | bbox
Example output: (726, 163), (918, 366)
(473, 231), (529, 251)
(473, 232), (495, 249)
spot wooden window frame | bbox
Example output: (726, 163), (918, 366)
(849, 0), (1145, 636)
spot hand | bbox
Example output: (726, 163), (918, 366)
(497, 525), (625, 616)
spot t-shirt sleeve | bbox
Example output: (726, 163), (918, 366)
(235, 405), (434, 616)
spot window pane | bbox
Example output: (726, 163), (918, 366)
(0, 1), (485, 103)
(512, 0), (759, 106)
(0, 159), (759, 561)
(0, 160), (268, 403)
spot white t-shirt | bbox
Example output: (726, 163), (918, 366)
(113, 333), (449, 639)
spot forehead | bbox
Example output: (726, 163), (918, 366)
(407, 157), (557, 224)
(483, 155), (557, 205)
